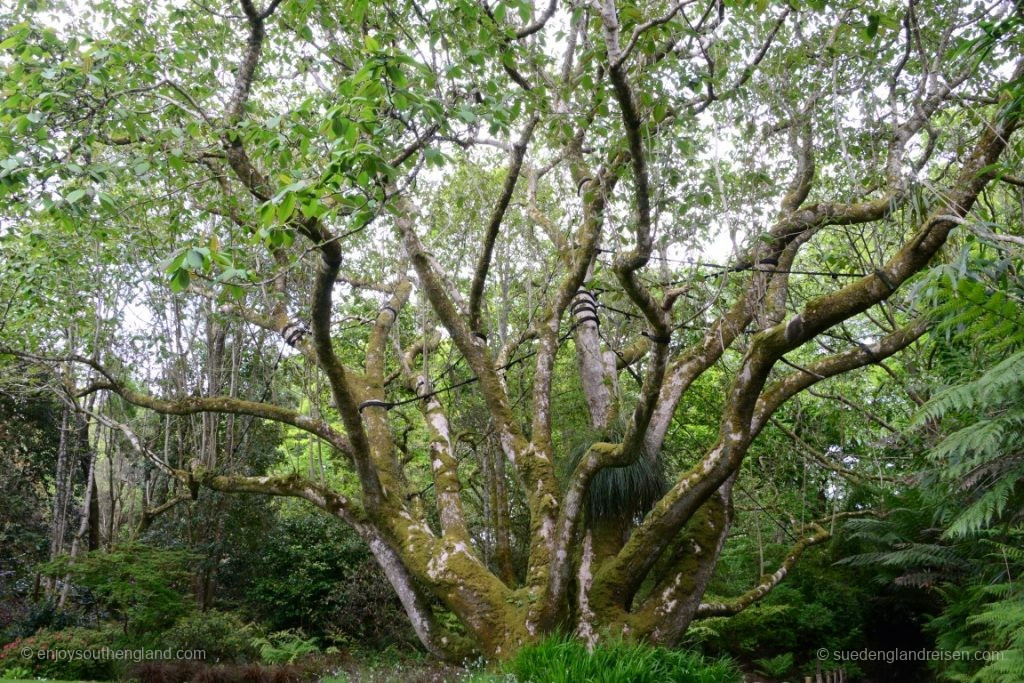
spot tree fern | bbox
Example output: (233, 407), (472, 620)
(916, 353), (1024, 424)
(838, 498), (968, 588)
(914, 358), (1024, 538)
(843, 241), (1024, 682)
(920, 245), (1024, 356)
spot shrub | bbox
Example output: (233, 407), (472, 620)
(0, 665), (33, 679)
(505, 636), (741, 683)
(0, 625), (122, 681)
(1, 596), (87, 643)
(239, 509), (415, 649)
(39, 543), (196, 636)
(163, 610), (261, 663)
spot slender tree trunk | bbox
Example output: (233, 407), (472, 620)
(59, 438), (98, 608)
(46, 406), (72, 596)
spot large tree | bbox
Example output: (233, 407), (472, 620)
(2, 0), (1023, 660)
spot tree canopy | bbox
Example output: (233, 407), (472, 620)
(2, 0), (1023, 665)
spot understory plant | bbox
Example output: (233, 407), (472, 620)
(503, 636), (741, 683)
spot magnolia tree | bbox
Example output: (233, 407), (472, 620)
(2, 0), (1023, 660)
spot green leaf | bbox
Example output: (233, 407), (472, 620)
(352, 0), (368, 23)
(184, 248), (205, 271)
(159, 250), (186, 273)
(169, 268), (190, 292)
(65, 188), (88, 204)
(863, 13), (880, 39)
(424, 148), (444, 167)
(277, 192), (296, 223)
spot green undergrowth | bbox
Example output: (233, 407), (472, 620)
(501, 636), (741, 683)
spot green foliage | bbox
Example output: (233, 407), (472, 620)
(917, 248), (1024, 681)
(38, 543), (195, 636)
(911, 347), (1024, 538)
(753, 652), (794, 678)
(0, 625), (121, 681)
(251, 629), (321, 665)
(841, 243), (1024, 682)
(240, 506), (415, 649)
(0, 664), (33, 679)
(0, 385), (60, 639)
(163, 610), (261, 664)
(504, 636), (741, 683)
(923, 536), (1024, 683)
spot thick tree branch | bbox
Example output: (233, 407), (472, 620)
(694, 523), (829, 618)
(594, 73), (1023, 606)
(514, 0), (557, 39)
(694, 511), (877, 618)
(752, 319), (928, 435)
(4, 350), (355, 458)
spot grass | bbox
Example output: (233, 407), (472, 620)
(503, 636), (741, 683)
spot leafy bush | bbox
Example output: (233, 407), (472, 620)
(1, 597), (86, 643)
(38, 543), (195, 636)
(0, 665), (33, 679)
(163, 609), (261, 663)
(692, 546), (874, 678)
(239, 507), (415, 649)
(504, 636), (741, 683)
(0, 625), (121, 681)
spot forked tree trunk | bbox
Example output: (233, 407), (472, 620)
(33, 0), (1020, 663)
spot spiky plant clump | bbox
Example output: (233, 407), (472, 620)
(564, 424), (667, 524)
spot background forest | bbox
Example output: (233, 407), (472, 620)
(1, 0), (1024, 681)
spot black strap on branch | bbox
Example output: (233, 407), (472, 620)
(855, 341), (881, 364)
(358, 399), (395, 412)
(380, 305), (398, 319)
(874, 268), (897, 293)
(642, 330), (672, 344)
(576, 176), (594, 196)
(281, 319), (311, 348)
(758, 257), (780, 268)
(572, 289), (600, 324)
(571, 301), (598, 316)
(472, 331), (488, 342)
